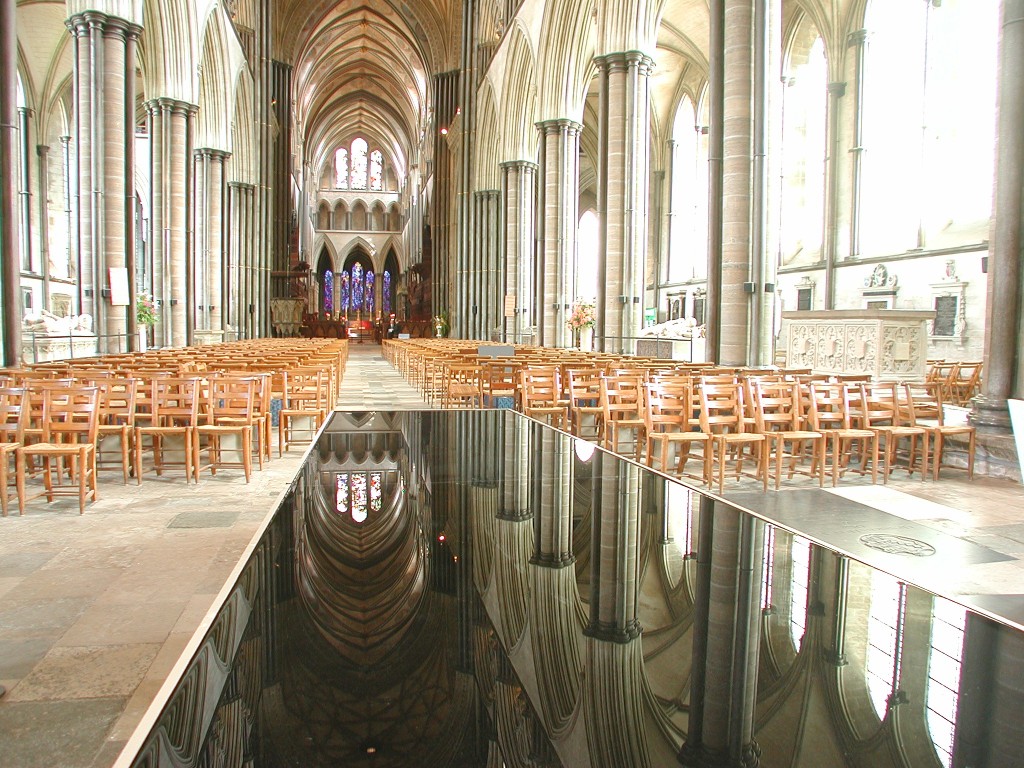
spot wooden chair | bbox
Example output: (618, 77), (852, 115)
(134, 377), (202, 483)
(278, 368), (329, 455)
(643, 381), (710, 484)
(95, 378), (138, 484)
(948, 362), (982, 406)
(0, 387), (26, 516)
(904, 382), (976, 480)
(567, 368), (604, 441)
(195, 376), (257, 482)
(15, 386), (100, 515)
(806, 382), (878, 486)
(442, 362), (483, 408)
(480, 359), (519, 408)
(519, 367), (569, 429)
(860, 382), (929, 483)
(752, 380), (825, 490)
(600, 372), (647, 461)
(698, 381), (767, 493)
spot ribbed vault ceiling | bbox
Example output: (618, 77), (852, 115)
(277, 0), (459, 187)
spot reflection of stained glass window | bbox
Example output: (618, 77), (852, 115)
(351, 264), (364, 310)
(335, 473), (349, 513)
(351, 138), (368, 189)
(370, 150), (384, 191)
(370, 472), (382, 512)
(383, 271), (392, 315)
(335, 149), (349, 190)
(340, 273), (350, 312)
(323, 271), (334, 315)
(365, 272), (375, 315)
(351, 474), (367, 523)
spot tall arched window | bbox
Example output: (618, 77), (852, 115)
(336, 472), (383, 524)
(867, 572), (906, 719)
(369, 150), (384, 191)
(576, 210), (599, 302)
(926, 598), (966, 768)
(668, 95), (709, 284)
(858, 0), (997, 256)
(779, 27), (827, 265)
(335, 148), (349, 190)
(350, 138), (369, 189)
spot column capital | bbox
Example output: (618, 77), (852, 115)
(535, 117), (582, 137)
(827, 81), (847, 97)
(530, 552), (576, 569)
(496, 507), (533, 522)
(228, 181), (255, 191)
(594, 50), (656, 76)
(499, 159), (538, 173)
(194, 147), (232, 162)
(847, 29), (869, 46)
(66, 11), (142, 41)
(584, 618), (643, 644)
(146, 97), (199, 116)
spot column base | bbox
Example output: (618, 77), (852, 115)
(970, 395), (1013, 433)
(584, 618), (642, 643)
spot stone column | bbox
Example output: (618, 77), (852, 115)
(0, 0), (17, 365)
(586, 454), (642, 642)
(147, 98), (195, 348)
(536, 119), (580, 348)
(470, 189), (500, 339)
(194, 148), (229, 335)
(68, 11), (141, 352)
(595, 52), (652, 355)
(847, 29), (868, 260)
(500, 160), (536, 343)
(36, 144), (52, 311)
(974, 0), (1024, 429)
(822, 82), (847, 309)
(18, 108), (32, 275)
(530, 427), (574, 568)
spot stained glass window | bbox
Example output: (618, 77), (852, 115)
(351, 264), (364, 310)
(351, 473), (368, 523)
(351, 138), (368, 189)
(335, 473), (349, 513)
(365, 272), (375, 315)
(370, 472), (382, 512)
(340, 273), (350, 313)
(383, 271), (392, 315)
(323, 270), (334, 316)
(369, 150), (384, 191)
(335, 149), (349, 190)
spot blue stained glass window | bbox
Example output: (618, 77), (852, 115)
(323, 270), (334, 315)
(383, 271), (392, 315)
(365, 272), (375, 315)
(340, 273), (350, 312)
(352, 264), (364, 310)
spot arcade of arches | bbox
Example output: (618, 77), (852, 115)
(2, 1), (1024, 767)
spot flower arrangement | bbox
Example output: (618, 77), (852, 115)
(136, 293), (157, 326)
(567, 300), (596, 331)
(432, 312), (449, 337)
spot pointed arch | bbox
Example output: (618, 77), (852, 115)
(475, 82), (501, 190)
(227, 69), (256, 184)
(537, 0), (596, 121)
(501, 23), (538, 161)
(195, 4), (243, 152)
(140, 0), (201, 103)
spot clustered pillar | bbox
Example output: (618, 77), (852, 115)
(67, 11), (141, 353)
(536, 119), (580, 348)
(194, 148), (230, 337)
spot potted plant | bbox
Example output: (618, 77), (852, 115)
(136, 293), (157, 351)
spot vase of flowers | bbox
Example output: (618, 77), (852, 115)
(432, 312), (449, 338)
(136, 293), (157, 351)
(567, 300), (596, 351)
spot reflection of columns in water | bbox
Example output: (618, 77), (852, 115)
(587, 453), (642, 641)
(531, 426), (574, 568)
(681, 499), (764, 767)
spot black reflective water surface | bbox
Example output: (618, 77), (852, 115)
(130, 410), (1024, 768)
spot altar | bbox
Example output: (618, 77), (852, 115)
(782, 309), (935, 381)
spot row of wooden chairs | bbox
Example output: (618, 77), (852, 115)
(1, 339), (346, 515)
(926, 360), (982, 406)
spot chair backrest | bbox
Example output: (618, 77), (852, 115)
(698, 381), (749, 435)
(600, 372), (646, 423)
(97, 378), (139, 426)
(204, 376), (257, 424)
(40, 386), (100, 445)
(806, 382), (855, 431)
(859, 382), (900, 427)
(752, 380), (803, 433)
(0, 387), (26, 444)
(519, 366), (563, 409)
(567, 368), (602, 405)
(286, 368), (329, 410)
(644, 380), (694, 434)
(149, 377), (202, 427)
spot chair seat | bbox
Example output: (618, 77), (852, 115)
(20, 442), (94, 455)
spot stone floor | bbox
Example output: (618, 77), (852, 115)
(0, 344), (1020, 767)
